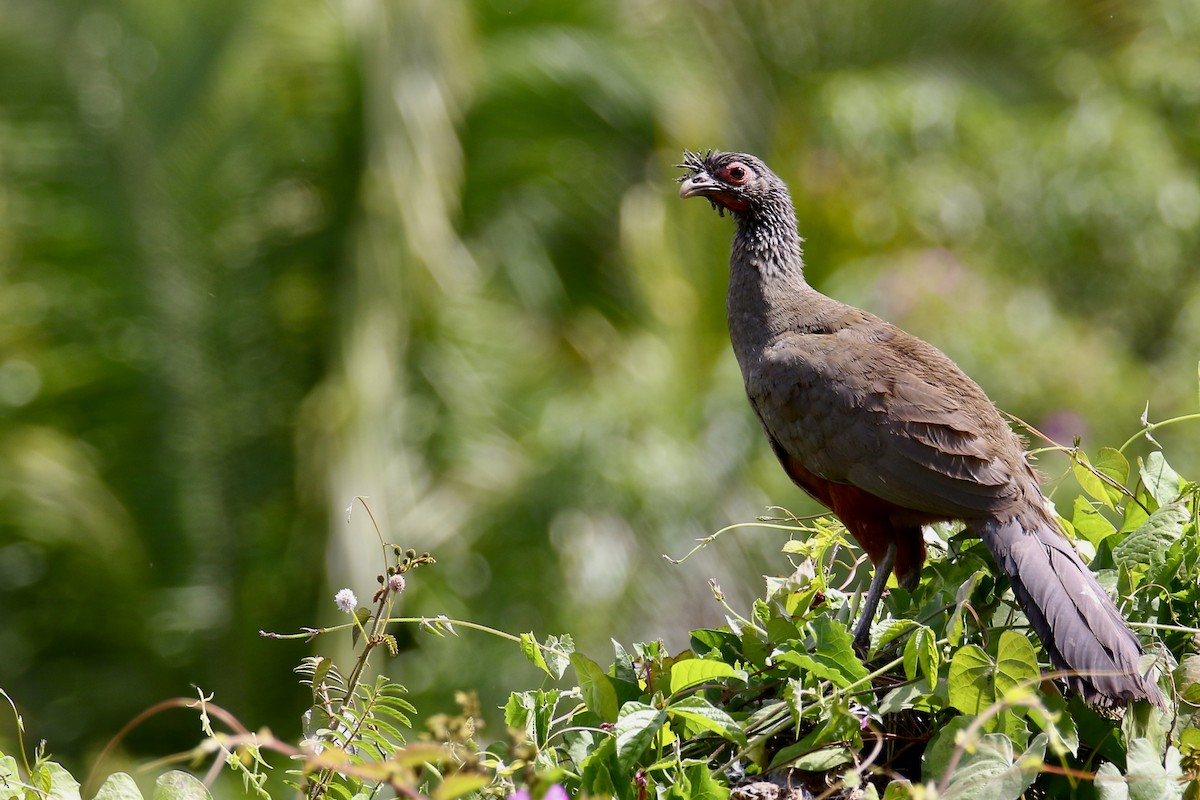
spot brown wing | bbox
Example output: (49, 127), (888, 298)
(744, 313), (1027, 520)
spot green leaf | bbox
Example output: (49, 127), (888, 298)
(668, 658), (745, 695)
(1112, 502), (1189, 575)
(1095, 738), (1184, 800)
(94, 773), (145, 800)
(1174, 654), (1200, 704)
(35, 762), (81, 800)
(581, 737), (629, 800)
(1140, 451), (1185, 506)
(614, 703), (668, 771)
(572, 653), (620, 723)
(879, 682), (928, 715)
(543, 634), (575, 679)
(666, 696), (747, 746)
(882, 781), (914, 800)
(504, 691), (531, 730)
(1180, 728), (1200, 761)
(1094, 761), (1128, 800)
(152, 771), (212, 800)
(679, 762), (729, 800)
(0, 756), (19, 793)
(351, 608), (372, 645)
(948, 645), (995, 716)
(1072, 496), (1117, 546)
(922, 716), (971, 783)
(775, 700), (864, 772)
(1120, 489), (1153, 534)
(924, 718), (1045, 799)
(902, 624), (940, 687)
(994, 631), (1040, 709)
(432, 773), (490, 800)
(945, 733), (1045, 800)
(1098, 447), (1131, 483)
(790, 747), (852, 771)
(764, 613), (802, 645)
(752, 598), (772, 630)
(1074, 452), (1116, 510)
(1095, 448), (1131, 506)
(875, 618), (919, 653)
(772, 617), (868, 688)
(520, 632), (551, 677)
(504, 689), (560, 745)
(688, 629), (738, 660)
(781, 586), (821, 619)
(948, 570), (985, 647)
(1026, 686), (1079, 757)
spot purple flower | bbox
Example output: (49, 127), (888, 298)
(388, 573), (406, 594)
(506, 785), (567, 800)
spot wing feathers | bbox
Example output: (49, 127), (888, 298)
(747, 317), (1027, 519)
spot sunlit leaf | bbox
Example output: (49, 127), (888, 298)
(614, 703), (668, 772)
(520, 632), (551, 677)
(875, 617), (919, 652)
(572, 653), (620, 723)
(543, 634), (575, 679)
(432, 773), (490, 800)
(1072, 496), (1117, 546)
(994, 631), (1040, 710)
(94, 773), (144, 800)
(1140, 451), (1186, 506)
(1074, 452), (1116, 509)
(948, 645), (994, 716)
(668, 659), (745, 695)
(924, 718), (1045, 799)
(1112, 502), (1188, 575)
(1095, 738), (1184, 800)
(1175, 655), (1200, 704)
(1095, 448), (1131, 504)
(790, 747), (852, 772)
(802, 617), (870, 686)
(679, 762), (729, 800)
(34, 761), (83, 800)
(948, 571), (985, 647)
(1026, 686), (1079, 757)
(903, 624), (940, 687)
(666, 696), (746, 746)
(152, 771), (212, 800)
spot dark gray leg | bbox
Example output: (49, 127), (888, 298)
(852, 541), (896, 657)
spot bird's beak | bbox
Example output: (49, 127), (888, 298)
(678, 172), (723, 200)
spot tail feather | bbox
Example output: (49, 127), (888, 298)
(977, 509), (1162, 707)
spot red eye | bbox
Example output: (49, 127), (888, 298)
(722, 162), (752, 184)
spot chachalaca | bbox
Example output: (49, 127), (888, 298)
(678, 149), (1161, 707)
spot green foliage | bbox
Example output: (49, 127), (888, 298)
(2, 422), (1200, 798)
(4, 0), (1200, 766)
(0, 754), (211, 800)
(470, 430), (1199, 799)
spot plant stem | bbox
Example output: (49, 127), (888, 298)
(1118, 412), (1200, 454)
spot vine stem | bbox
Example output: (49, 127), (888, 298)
(261, 616), (574, 660)
(1118, 412), (1200, 454)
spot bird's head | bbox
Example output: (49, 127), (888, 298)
(676, 150), (779, 217)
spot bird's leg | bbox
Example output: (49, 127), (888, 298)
(851, 541), (896, 657)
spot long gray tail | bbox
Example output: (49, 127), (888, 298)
(977, 507), (1162, 707)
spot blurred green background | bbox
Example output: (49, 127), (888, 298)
(2, 0), (1198, 778)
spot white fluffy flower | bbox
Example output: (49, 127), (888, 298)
(334, 588), (358, 613)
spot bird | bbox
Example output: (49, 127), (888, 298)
(677, 149), (1161, 707)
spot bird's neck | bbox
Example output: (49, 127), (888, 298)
(730, 200), (808, 289)
(726, 198), (827, 363)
